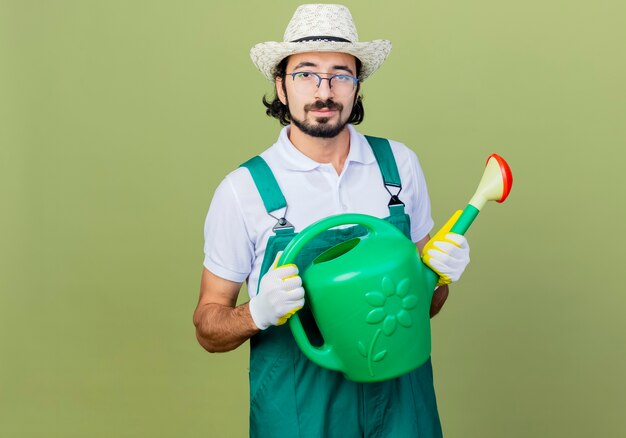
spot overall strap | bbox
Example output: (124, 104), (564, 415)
(364, 135), (406, 215)
(364, 135), (401, 186)
(240, 156), (293, 231)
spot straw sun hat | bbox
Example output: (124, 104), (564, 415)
(250, 4), (392, 82)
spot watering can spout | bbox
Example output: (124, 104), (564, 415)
(469, 153), (513, 210)
(450, 153), (513, 235)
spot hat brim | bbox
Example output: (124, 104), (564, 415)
(250, 40), (392, 82)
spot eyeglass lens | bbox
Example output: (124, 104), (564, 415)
(291, 72), (356, 95)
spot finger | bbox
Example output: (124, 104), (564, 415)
(275, 263), (299, 279)
(280, 289), (305, 306)
(427, 246), (457, 260)
(428, 257), (458, 278)
(286, 287), (305, 301)
(445, 233), (467, 248)
(428, 251), (467, 269)
(426, 257), (446, 272)
(276, 303), (304, 325)
(434, 240), (469, 257)
(271, 251), (283, 269)
(432, 241), (458, 254)
(290, 298), (305, 309)
(280, 275), (302, 290)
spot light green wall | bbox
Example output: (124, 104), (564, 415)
(1, 1), (625, 436)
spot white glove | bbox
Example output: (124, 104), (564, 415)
(423, 233), (470, 286)
(249, 252), (305, 330)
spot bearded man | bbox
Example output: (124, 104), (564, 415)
(194, 4), (470, 437)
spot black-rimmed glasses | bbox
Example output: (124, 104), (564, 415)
(287, 71), (358, 95)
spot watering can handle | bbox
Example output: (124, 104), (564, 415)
(279, 213), (398, 266)
(288, 315), (343, 372)
(279, 213), (400, 372)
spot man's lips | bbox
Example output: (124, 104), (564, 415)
(310, 109), (337, 116)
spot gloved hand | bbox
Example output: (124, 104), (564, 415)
(249, 252), (305, 330)
(422, 211), (471, 287)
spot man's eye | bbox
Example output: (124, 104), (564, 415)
(296, 72), (312, 78)
(334, 75), (351, 82)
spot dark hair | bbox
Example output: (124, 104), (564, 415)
(262, 57), (365, 126)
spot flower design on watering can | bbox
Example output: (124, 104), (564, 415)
(358, 276), (419, 376)
(365, 276), (418, 334)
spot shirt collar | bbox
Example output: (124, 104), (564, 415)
(276, 124), (376, 171)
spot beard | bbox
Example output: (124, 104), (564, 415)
(289, 98), (350, 139)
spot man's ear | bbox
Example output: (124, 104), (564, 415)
(276, 77), (287, 105)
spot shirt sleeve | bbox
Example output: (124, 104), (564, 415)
(203, 175), (254, 282)
(407, 150), (434, 243)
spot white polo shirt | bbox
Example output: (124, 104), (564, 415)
(203, 124), (434, 298)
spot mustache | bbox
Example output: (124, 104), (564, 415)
(305, 100), (343, 112)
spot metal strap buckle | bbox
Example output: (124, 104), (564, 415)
(269, 206), (294, 231)
(385, 184), (404, 206)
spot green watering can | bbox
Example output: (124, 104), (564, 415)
(279, 154), (513, 383)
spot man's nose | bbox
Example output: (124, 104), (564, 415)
(314, 77), (334, 100)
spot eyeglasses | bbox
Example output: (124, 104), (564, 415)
(287, 71), (359, 96)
